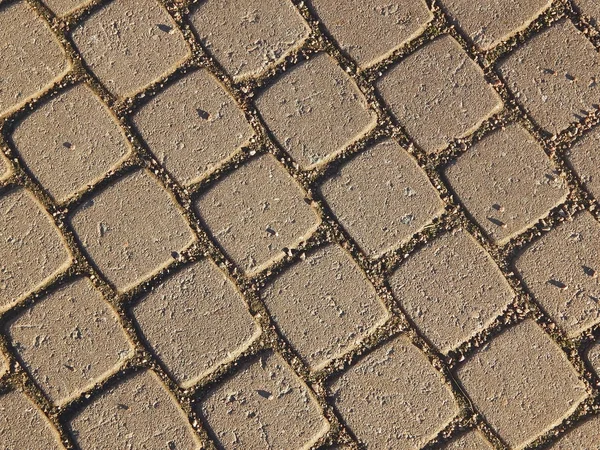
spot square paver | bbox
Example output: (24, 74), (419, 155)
(0, 390), (62, 449)
(444, 123), (568, 244)
(69, 169), (195, 292)
(9, 277), (132, 405)
(443, 0), (551, 49)
(255, 53), (375, 167)
(132, 258), (260, 387)
(0, 1), (68, 117)
(319, 138), (444, 257)
(0, 188), (70, 310)
(456, 320), (586, 448)
(566, 126), (600, 200)
(199, 351), (329, 449)
(389, 229), (514, 353)
(575, 0), (600, 25)
(547, 415), (600, 450)
(12, 83), (130, 203)
(43, 0), (89, 16)
(69, 369), (200, 449)
(377, 35), (503, 154)
(71, 0), (189, 98)
(133, 69), (253, 186)
(442, 430), (493, 449)
(329, 334), (458, 449)
(189, 0), (309, 79)
(514, 213), (600, 337)
(195, 153), (320, 275)
(260, 244), (388, 369)
(310, 0), (432, 66)
(498, 20), (600, 135)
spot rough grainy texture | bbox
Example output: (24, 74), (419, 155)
(588, 341), (600, 374)
(442, 0), (551, 49)
(199, 352), (329, 449)
(498, 19), (600, 135)
(547, 415), (600, 449)
(456, 320), (587, 447)
(189, 0), (309, 79)
(389, 229), (514, 353)
(132, 258), (260, 387)
(309, 0), (432, 66)
(329, 335), (457, 449)
(195, 154), (320, 274)
(320, 139), (444, 257)
(377, 35), (503, 153)
(0, 188), (70, 310)
(0, 1), (68, 117)
(69, 370), (201, 449)
(575, 0), (600, 24)
(441, 430), (494, 449)
(261, 244), (388, 369)
(71, 0), (189, 97)
(515, 213), (600, 337)
(445, 124), (568, 243)
(255, 53), (375, 167)
(12, 83), (130, 203)
(566, 125), (600, 200)
(69, 169), (194, 292)
(42, 0), (88, 16)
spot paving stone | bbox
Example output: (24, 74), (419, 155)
(199, 351), (329, 449)
(441, 430), (493, 449)
(0, 1), (68, 117)
(445, 124), (568, 244)
(377, 35), (502, 154)
(0, 390), (62, 449)
(12, 83), (130, 203)
(498, 20), (600, 135)
(0, 188), (70, 310)
(548, 414), (600, 449)
(71, 0), (189, 97)
(69, 369), (200, 449)
(132, 258), (260, 387)
(319, 139), (444, 257)
(195, 154), (320, 275)
(260, 244), (388, 369)
(43, 0), (88, 16)
(588, 340), (600, 376)
(9, 277), (132, 405)
(310, 0), (432, 66)
(514, 213), (600, 337)
(255, 53), (375, 167)
(133, 69), (252, 186)
(443, 0), (551, 49)
(0, 154), (9, 180)
(566, 126), (600, 201)
(575, 0), (600, 24)
(329, 334), (457, 449)
(456, 320), (586, 447)
(69, 169), (194, 292)
(189, 0), (309, 79)
(389, 229), (514, 353)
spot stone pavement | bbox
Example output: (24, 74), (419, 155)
(1, 0), (600, 448)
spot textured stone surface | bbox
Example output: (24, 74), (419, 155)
(441, 430), (494, 449)
(43, 0), (89, 16)
(588, 340), (600, 376)
(566, 125), (600, 200)
(575, 0), (600, 24)
(548, 415), (600, 449)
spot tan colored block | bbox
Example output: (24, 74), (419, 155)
(456, 320), (586, 447)
(261, 244), (388, 369)
(189, 0), (309, 79)
(69, 169), (194, 292)
(255, 53), (375, 167)
(133, 69), (252, 186)
(0, 154), (9, 180)
(12, 83), (130, 203)
(588, 340), (600, 376)
(0, 188), (70, 310)
(69, 370), (200, 449)
(0, 1), (68, 117)
(200, 352), (329, 449)
(132, 258), (260, 387)
(566, 126), (600, 200)
(320, 139), (444, 256)
(445, 124), (568, 244)
(43, 0), (89, 16)
(442, 430), (493, 449)
(0, 390), (62, 449)
(389, 229), (514, 353)
(548, 415), (600, 449)
(195, 154), (320, 274)
(329, 335), (457, 449)
(498, 20), (600, 134)
(72, 0), (189, 97)
(377, 35), (502, 153)
(575, 0), (600, 24)
(310, 0), (432, 66)
(9, 277), (132, 404)
(443, 0), (551, 49)
(515, 213), (600, 337)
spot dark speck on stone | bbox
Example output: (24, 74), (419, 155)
(548, 279), (567, 289)
(256, 389), (272, 399)
(196, 108), (210, 120)
(583, 265), (596, 277)
(63, 142), (72, 149)
(157, 24), (172, 32)
(171, 251), (179, 258)
(565, 73), (575, 81)
(487, 217), (505, 227)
